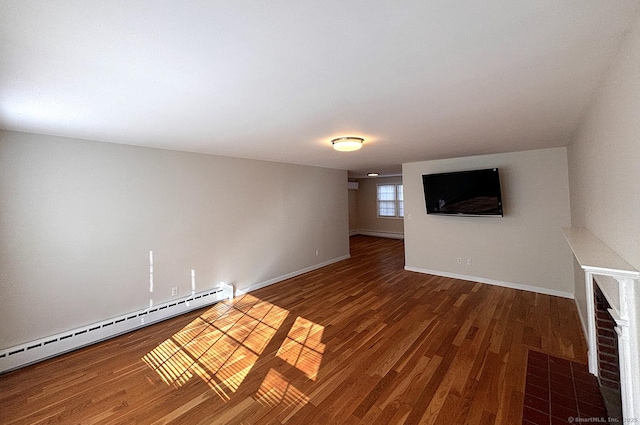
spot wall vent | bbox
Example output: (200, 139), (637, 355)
(0, 283), (234, 374)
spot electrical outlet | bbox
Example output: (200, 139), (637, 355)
(467, 259), (472, 266)
(456, 257), (462, 265)
(171, 287), (178, 296)
(315, 249), (319, 256)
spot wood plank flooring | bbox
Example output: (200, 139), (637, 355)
(0, 236), (588, 424)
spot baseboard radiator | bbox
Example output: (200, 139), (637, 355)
(0, 283), (234, 374)
(352, 229), (404, 240)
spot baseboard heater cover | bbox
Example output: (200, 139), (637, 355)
(0, 283), (234, 374)
(353, 230), (404, 240)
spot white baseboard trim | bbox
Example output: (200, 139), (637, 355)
(0, 284), (234, 374)
(352, 230), (404, 240)
(1, 253), (352, 373)
(349, 229), (358, 236)
(404, 266), (574, 299)
(236, 254), (351, 296)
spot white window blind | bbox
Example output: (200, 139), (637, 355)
(377, 184), (404, 218)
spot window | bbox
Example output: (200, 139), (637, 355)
(377, 184), (403, 218)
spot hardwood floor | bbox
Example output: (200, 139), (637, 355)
(0, 236), (587, 424)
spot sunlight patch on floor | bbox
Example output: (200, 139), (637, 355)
(255, 368), (309, 408)
(143, 293), (325, 411)
(143, 294), (288, 399)
(277, 316), (325, 380)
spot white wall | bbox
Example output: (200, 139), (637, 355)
(567, 15), (640, 333)
(403, 147), (573, 297)
(0, 130), (349, 349)
(348, 187), (358, 234)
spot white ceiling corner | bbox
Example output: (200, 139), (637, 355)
(1, 1), (638, 177)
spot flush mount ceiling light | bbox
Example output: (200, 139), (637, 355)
(367, 173), (379, 177)
(331, 137), (364, 152)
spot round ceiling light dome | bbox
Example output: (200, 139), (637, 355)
(331, 137), (364, 152)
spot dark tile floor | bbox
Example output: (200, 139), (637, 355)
(522, 350), (609, 425)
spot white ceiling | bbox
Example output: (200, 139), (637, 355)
(1, 1), (638, 177)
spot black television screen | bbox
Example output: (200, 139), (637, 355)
(422, 168), (503, 216)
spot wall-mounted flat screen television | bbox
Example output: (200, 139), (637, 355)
(422, 168), (503, 216)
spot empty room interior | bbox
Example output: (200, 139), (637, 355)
(1, 2), (640, 424)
